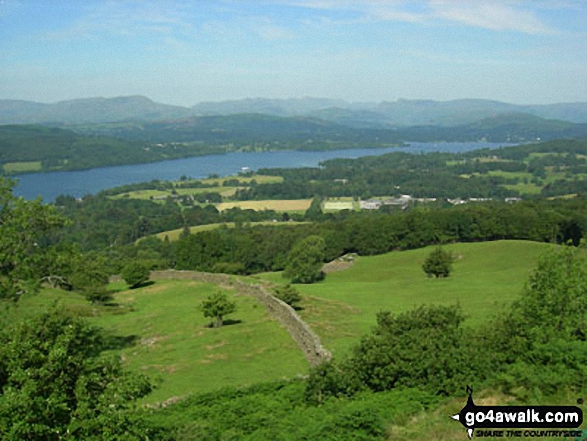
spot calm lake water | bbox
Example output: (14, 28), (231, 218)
(13, 142), (512, 202)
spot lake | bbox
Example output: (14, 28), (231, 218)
(13, 142), (512, 201)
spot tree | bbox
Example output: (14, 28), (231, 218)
(121, 262), (150, 289)
(273, 284), (302, 308)
(200, 291), (236, 328)
(0, 178), (67, 301)
(422, 246), (454, 278)
(305, 305), (477, 403)
(283, 235), (326, 283)
(0, 309), (157, 439)
(68, 254), (111, 304)
(510, 245), (587, 340)
(304, 197), (323, 220)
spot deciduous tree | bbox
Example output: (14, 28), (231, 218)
(0, 309), (156, 439)
(121, 261), (150, 289)
(422, 246), (454, 278)
(283, 235), (326, 284)
(200, 291), (236, 328)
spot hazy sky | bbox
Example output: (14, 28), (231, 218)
(1, 0), (586, 106)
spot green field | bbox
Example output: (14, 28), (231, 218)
(11, 279), (308, 405)
(109, 174), (283, 201)
(111, 186), (240, 201)
(199, 174), (283, 185)
(2, 161), (42, 173)
(257, 240), (552, 355)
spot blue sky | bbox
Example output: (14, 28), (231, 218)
(1, 0), (586, 105)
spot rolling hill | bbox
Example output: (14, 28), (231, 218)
(2, 95), (587, 127)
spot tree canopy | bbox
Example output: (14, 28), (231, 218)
(283, 235), (326, 284)
(422, 247), (454, 278)
(0, 309), (157, 439)
(0, 178), (67, 301)
(199, 291), (237, 328)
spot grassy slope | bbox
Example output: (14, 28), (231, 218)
(153, 221), (308, 241)
(10, 279), (308, 405)
(256, 240), (551, 355)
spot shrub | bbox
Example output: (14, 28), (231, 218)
(422, 246), (454, 278)
(199, 291), (237, 328)
(273, 284), (302, 308)
(121, 261), (151, 289)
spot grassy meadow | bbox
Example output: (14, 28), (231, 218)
(256, 240), (552, 355)
(109, 174), (283, 202)
(8, 279), (308, 405)
(2, 161), (42, 173)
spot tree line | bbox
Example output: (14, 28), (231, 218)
(168, 198), (587, 276)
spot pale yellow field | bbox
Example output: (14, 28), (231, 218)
(150, 221), (309, 241)
(323, 201), (353, 210)
(216, 199), (312, 212)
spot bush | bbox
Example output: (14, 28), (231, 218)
(273, 284), (302, 308)
(199, 291), (237, 328)
(121, 261), (151, 289)
(422, 246), (454, 278)
(0, 309), (157, 439)
(306, 305), (483, 402)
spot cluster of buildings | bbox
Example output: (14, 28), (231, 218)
(359, 195), (437, 210)
(325, 195), (522, 211)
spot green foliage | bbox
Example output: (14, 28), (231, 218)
(121, 262), (150, 289)
(0, 177), (67, 301)
(422, 246), (455, 278)
(496, 339), (587, 398)
(154, 380), (435, 441)
(305, 196), (323, 220)
(283, 235), (326, 284)
(486, 246), (587, 397)
(0, 308), (157, 440)
(67, 254), (111, 304)
(273, 284), (302, 308)
(306, 305), (482, 402)
(199, 291), (237, 328)
(511, 245), (587, 340)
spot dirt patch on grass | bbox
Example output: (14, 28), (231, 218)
(322, 253), (358, 274)
(206, 353), (228, 360)
(206, 341), (228, 350)
(140, 335), (168, 348)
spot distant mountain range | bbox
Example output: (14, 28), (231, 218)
(2, 95), (587, 127)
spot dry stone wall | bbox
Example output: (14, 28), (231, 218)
(150, 270), (332, 366)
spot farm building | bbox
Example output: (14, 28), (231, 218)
(359, 199), (382, 210)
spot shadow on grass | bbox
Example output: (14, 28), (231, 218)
(205, 319), (243, 328)
(129, 280), (155, 290)
(103, 333), (140, 351)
